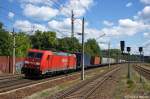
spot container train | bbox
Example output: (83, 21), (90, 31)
(21, 49), (123, 77)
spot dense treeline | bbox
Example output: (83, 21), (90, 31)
(0, 22), (101, 57)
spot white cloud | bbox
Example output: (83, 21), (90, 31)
(48, 17), (108, 40)
(23, 4), (58, 21)
(138, 6), (150, 23)
(13, 20), (47, 34)
(144, 47), (150, 55)
(13, 0), (150, 48)
(99, 6), (150, 37)
(48, 18), (148, 42)
(140, 0), (150, 4)
(119, 19), (140, 27)
(98, 43), (108, 49)
(103, 20), (114, 26)
(100, 19), (150, 36)
(8, 12), (14, 19)
(19, 0), (94, 19)
(60, 0), (94, 17)
(141, 40), (150, 55)
(48, 18), (86, 37)
(144, 32), (150, 37)
(19, 0), (53, 6)
(126, 2), (133, 7)
(48, 18), (71, 31)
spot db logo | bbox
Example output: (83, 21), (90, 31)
(62, 59), (68, 62)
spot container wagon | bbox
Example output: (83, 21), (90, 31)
(90, 56), (101, 65)
(74, 52), (91, 69)
(101, 57), (116, 64)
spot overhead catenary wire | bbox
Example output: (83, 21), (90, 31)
(0, 0), (91, 39)
(0, 1), (74, 33)
(51, 0), (82, 25)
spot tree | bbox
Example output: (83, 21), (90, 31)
(58, 37), (81, 52)
(85, 39), (101, 56)
(0, 22), (32, 57)
(110, 49), (121, 59)
(15, 32), (31, 57)
(0, 22), (3, 29)
(0, 23), (12, 56)
(41, 31), (57, 50)
(30, 30), (57, 50)
(30, 30), (43, 49)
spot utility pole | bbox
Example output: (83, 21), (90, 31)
(108, 42), (111, 68)
(71, 10), (75, 53)
(71, 10), (74, 38)
(81, 17), (85, 80)
(12, 28), (15, 74)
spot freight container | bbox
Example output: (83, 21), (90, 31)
(74, 52), (91, 68)
(91, 56), (100, 65)
(110, 58), (116, 63)
(101, 57), (116, 64)
(118, 59), (126, 63)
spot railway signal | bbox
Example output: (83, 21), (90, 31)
(139, 47), (143, 53)
(127, 47), (131, 52)
(126, 47), (131, 79)
(120, 41), (125, 54)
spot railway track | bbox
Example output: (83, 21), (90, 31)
(0, 74), (23, 82)
(0, 64), (121, 95)
(51, 66), (121, 99)
(0, 71), (83, 94)
(134, 65), (150, 80)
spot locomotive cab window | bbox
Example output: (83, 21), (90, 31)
(27, 52), (35, 58)
(27, 52), (43, 59)
(35, 53), (43, 59)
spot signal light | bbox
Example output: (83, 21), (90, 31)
(139, 47), (143, 53)
(120, 41), (125, 54)
(127, 47), (131, 52)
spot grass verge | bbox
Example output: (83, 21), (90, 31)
(114, 66), (150, 99)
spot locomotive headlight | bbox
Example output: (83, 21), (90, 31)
(25, 61), (29, 64)
(35, 62), (40, 65)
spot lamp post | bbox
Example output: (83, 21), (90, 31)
(76, 30), (105, 80)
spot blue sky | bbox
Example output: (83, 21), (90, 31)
(0, 0), (150, 55)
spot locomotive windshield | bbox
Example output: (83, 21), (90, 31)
(27, 52), (43, 59)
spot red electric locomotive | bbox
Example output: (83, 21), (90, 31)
(21, 49), (76, 76)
